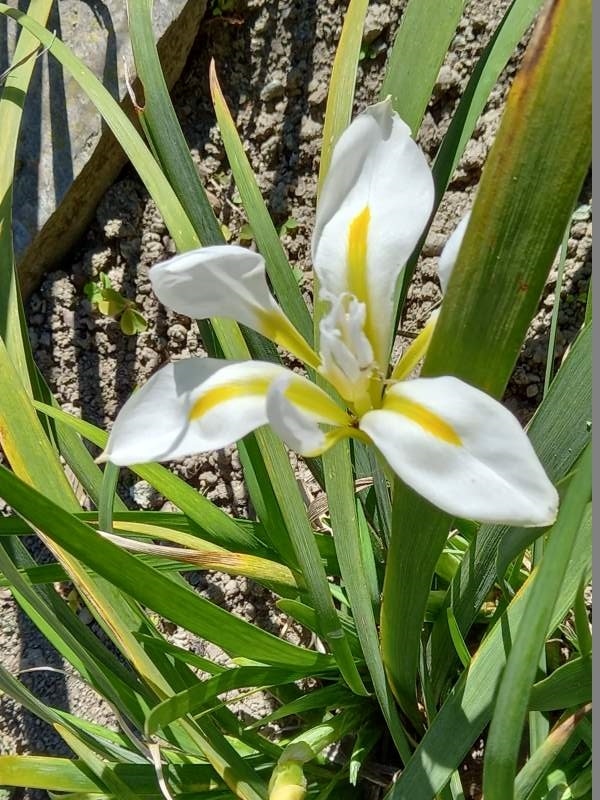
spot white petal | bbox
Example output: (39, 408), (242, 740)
(438, 212), (471, 294)
(266, 373), (351, 457)
(312, 98), (434, 368)
(104, 358), (292, 466)
(151, 246), (319, 367)
(360, 377), (558, 527)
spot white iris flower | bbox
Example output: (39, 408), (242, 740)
(103, 99), (558, 528)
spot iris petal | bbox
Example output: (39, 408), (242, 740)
(104, 359), (294, 465)
(150, 246), (319, 368)
(360, 376), (558, 527)
(312, 97), (434, 368)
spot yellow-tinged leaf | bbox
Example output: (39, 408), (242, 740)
(0, 338), (77, 507)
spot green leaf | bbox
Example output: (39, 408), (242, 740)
(323, 441), (411, 759)
(528, 656), (592, 712)
(514, 706), (590, 800)
(146, 665), (326, 735)
(0, 464), (333, 670)
(0, 0), (53, 390)
(429, 323), (592, 698)
(0, 337), (78, 507)
(251, 427), (368, 695)
(431, 0), (545, 197)
(54, 725), (139, 800)
(119, 307), (147, 335)
(97, 287), (128, 315)
(387, 503), (591, 797)
(0, 5), (201, 252)
(0, 756), (224, 796)
(395, 0), (546, 318)
(382, 0), (592, 718)
(210, 64), (312, 343)
(317, 0), (369, 190)
(380, 0), (466, 134)
(33, 401), (264, 552)
(483, 445), (591, 798)
(425, 0), (591, 393)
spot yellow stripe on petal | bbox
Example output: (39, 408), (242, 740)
(347, 205), (384, 366)
(347, 205), (371, 305)
(189, 378), (271, 421)
(384, 392), (462, 446)
(284, 380), (351, 427)
(257, 309), (321, 370)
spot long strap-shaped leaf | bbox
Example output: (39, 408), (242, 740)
(428, 323), (592, 699)
(0, 464), (332, 670)
(317, 0), (369, 192)
(381, 0), (592, 719)
(0, 338), (78, 506)
(386, 501), (591, 798)
(394, 0), (546, 313)
(209, 63), (313, 344)
(483, 443), (591, 795)
(380, 0), (466, 134)
(0, 0), (52, 386)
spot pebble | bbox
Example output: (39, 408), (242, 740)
(260, 79), (285, 102)
(130, 480), (163, 510)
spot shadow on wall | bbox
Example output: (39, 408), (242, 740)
(8, 0), (119, 258)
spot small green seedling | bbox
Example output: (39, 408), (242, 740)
(84, 273), (148, 335)
(278, 216), (299, 238)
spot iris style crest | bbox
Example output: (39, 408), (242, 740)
(103, 98), (558, 528)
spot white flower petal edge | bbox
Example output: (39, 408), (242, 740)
(438, 212), (471, 294)
(360, 376), (558, 527)
(312, 97), (434, 368)
(150, 246), (318, 367)
(104, 358), (294, 466)
(266, 373), (351, 457)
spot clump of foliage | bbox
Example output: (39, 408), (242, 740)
(0, 1), (591, 799)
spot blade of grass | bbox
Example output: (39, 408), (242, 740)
(380, 0), (466, 134)
(483, 444), (592, 798)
